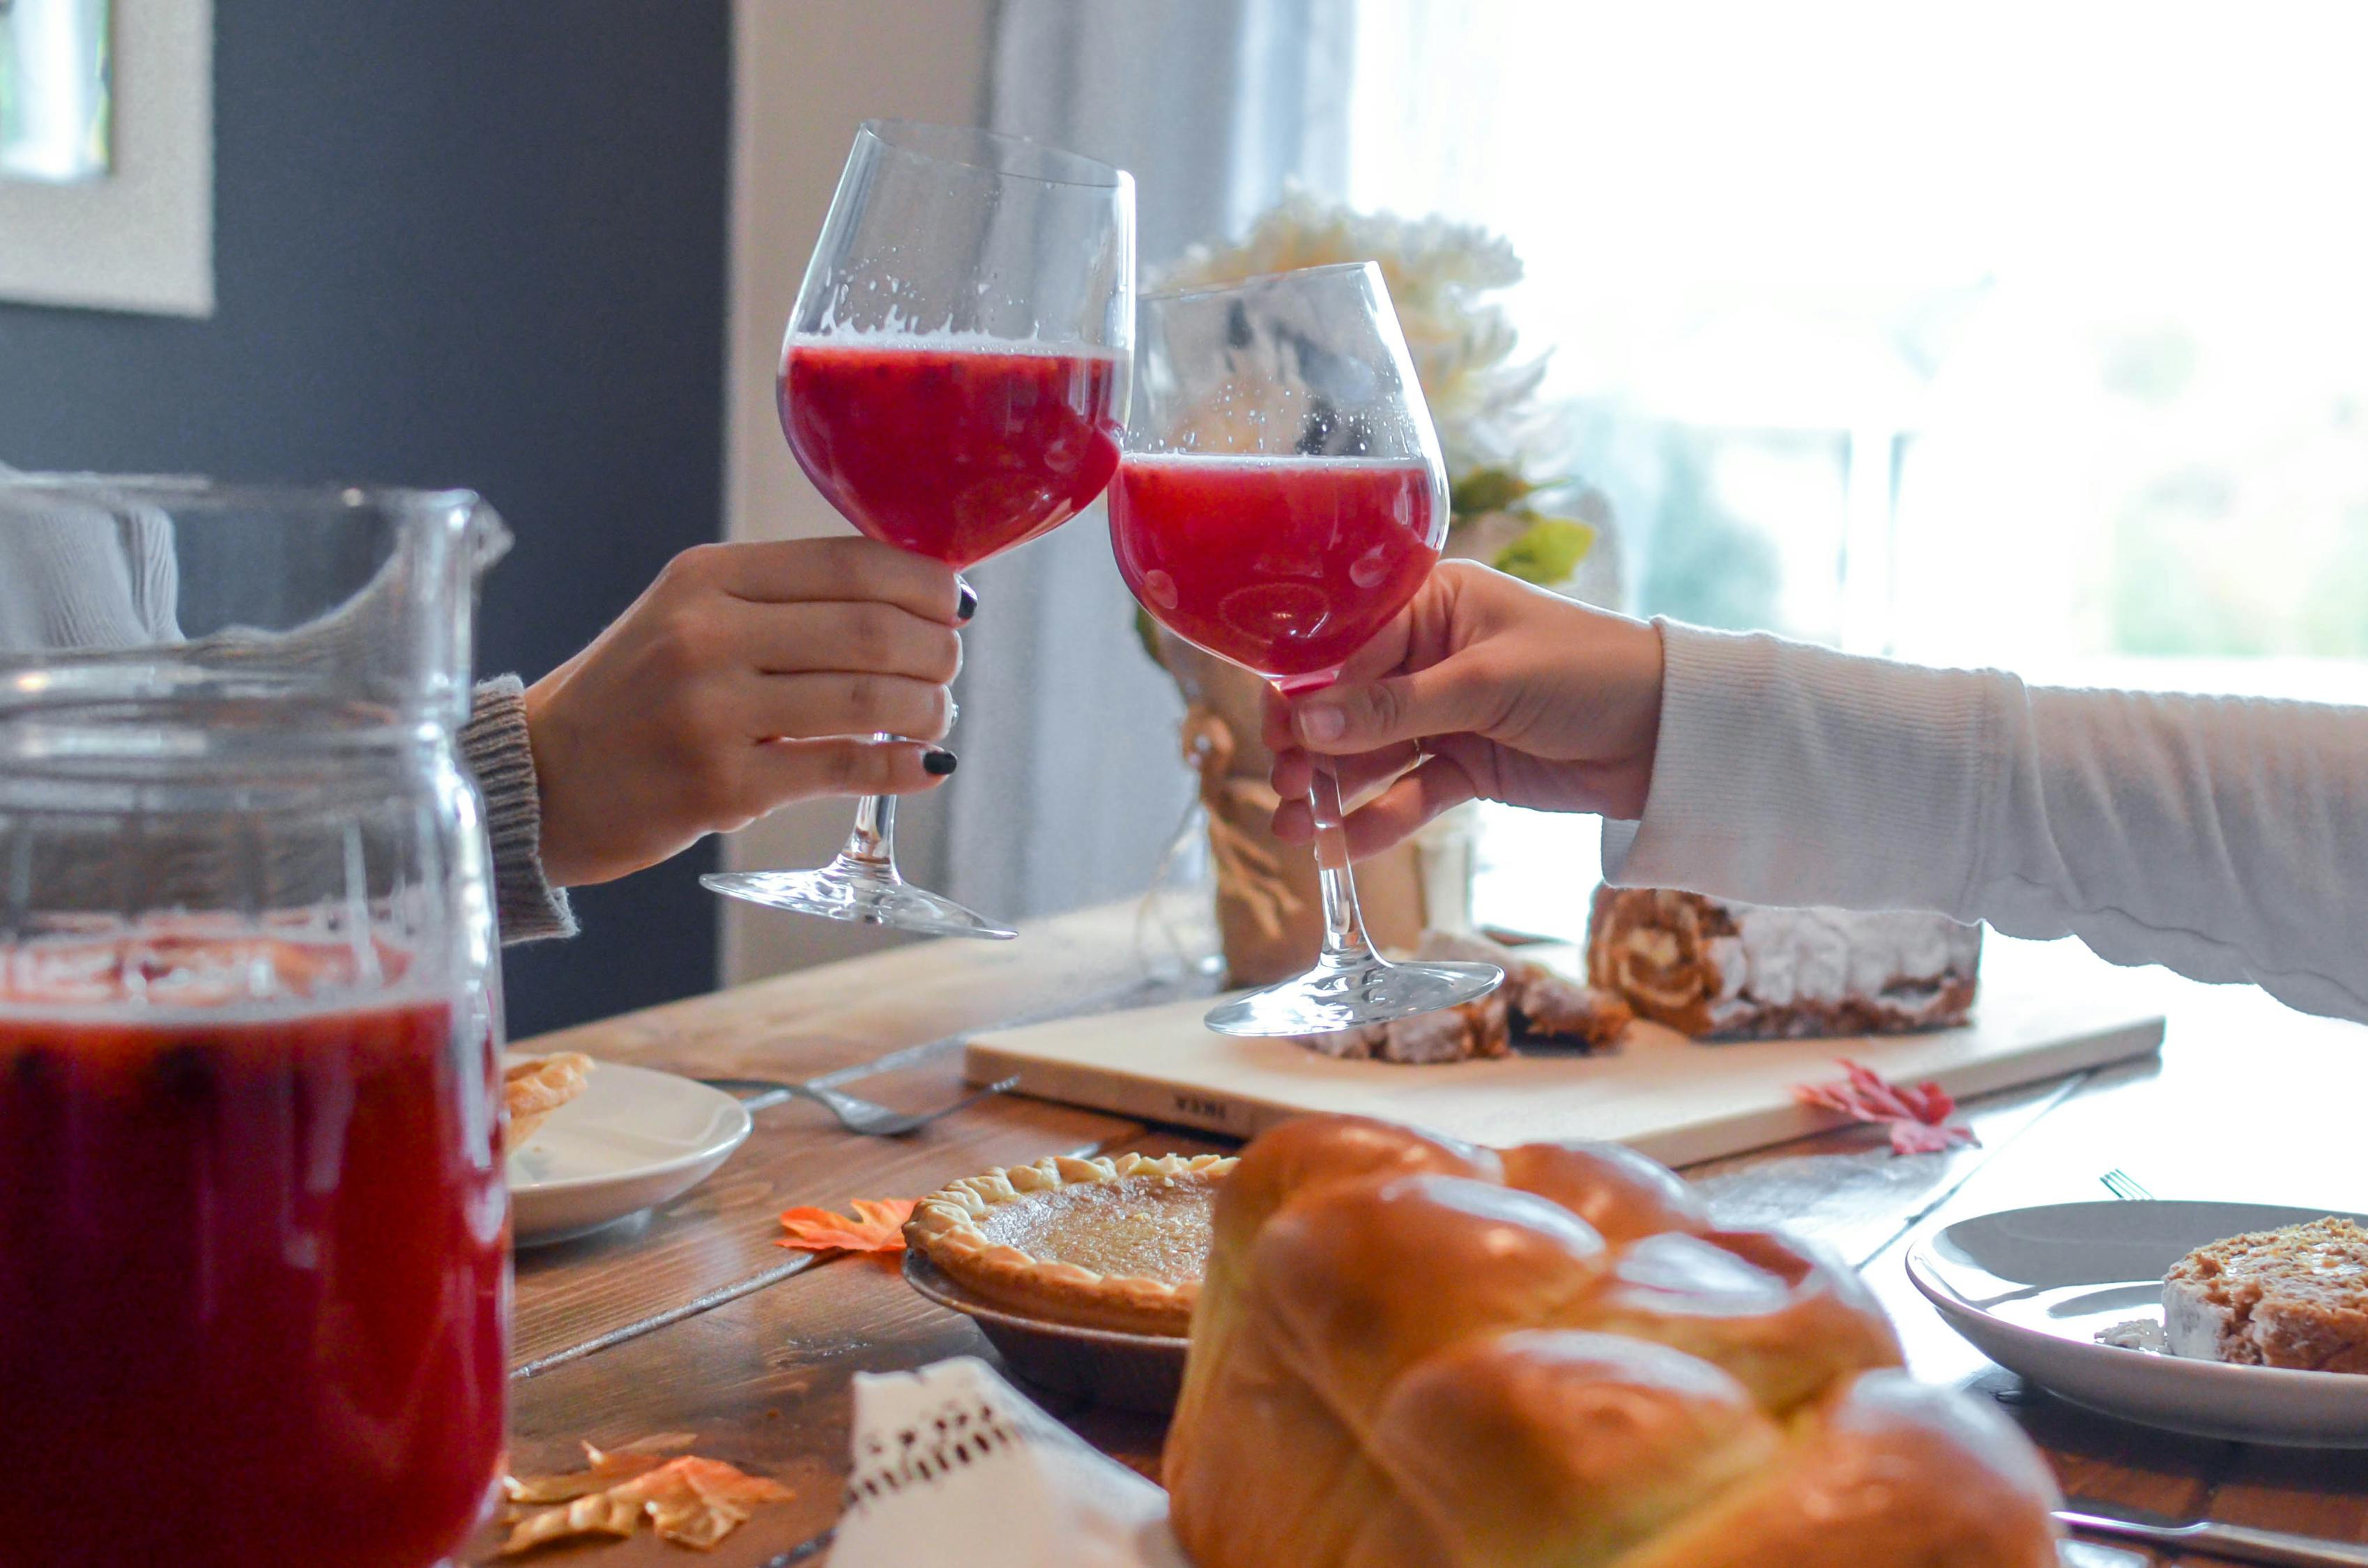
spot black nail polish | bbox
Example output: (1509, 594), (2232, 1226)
(955, 578), (978, 624)
(923, 748), (959, 776)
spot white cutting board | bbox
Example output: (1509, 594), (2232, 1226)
(965, 935), (2166, 1167)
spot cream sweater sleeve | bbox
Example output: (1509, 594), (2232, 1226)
(1603, 620), (2368, 1024)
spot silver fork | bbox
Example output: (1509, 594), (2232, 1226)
(698, 977), (1170, 1138)
(701, 1072), (1020, 1137)
(2099, 1168), (2155, 1201)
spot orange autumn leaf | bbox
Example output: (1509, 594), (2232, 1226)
(776, 1197), (917, 1254)
(498, 1447), (795, 1556)
(503, 1448), (663, 1504)
(505, 1434), (700, 1504)
(619, 1455), (796, 1512)
(500, 1491), (641, 1555)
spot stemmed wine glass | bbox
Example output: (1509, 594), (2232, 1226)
(1110, 262), (1502, 1033)
(703, 121), (1134, 939)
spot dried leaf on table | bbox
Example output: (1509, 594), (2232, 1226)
(673, 1456), (796, 1509)
(498, 1444), (794, 1555)
(777, 1197), (917, 1254)
(1794, 1059), (1978, 1155)
(650, 1496), (748, 1550)
(623, 1456), (795, 1548)
(499, 1489), (643, 1553)
(616, 1456), (796, 1553)
(503, 1441), (666, 1503)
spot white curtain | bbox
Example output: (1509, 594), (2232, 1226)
(939, 0), (1355, 920)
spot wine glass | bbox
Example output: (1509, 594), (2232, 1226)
(703, 121), (1133, 939)
(1110, 262), (1502, 1034)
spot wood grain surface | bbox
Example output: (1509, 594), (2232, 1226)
(490, 904), (2368, 1567)
(509, 905), (1177, 1371)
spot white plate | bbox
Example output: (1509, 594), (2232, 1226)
(507, 1060), (752, 1247)
(1908, 1200), (2368, 1447)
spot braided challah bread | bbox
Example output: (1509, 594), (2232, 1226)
(1165, 1115), (2060, 1568)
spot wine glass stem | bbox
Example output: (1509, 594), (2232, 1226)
(840, 792), (898, 873)
(837, 732), (901, 875)
(1307, 759), (1379, 967)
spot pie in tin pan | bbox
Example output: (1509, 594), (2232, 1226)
(906, 1152), (1237, 1336)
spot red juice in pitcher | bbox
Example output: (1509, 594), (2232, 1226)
(781, 338), (1124, 568)
(1108, 453), (1442, 684)
(0, 939), (506, 1568)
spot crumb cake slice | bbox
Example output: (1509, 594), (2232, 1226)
(2162, 1216), (2368, 1373)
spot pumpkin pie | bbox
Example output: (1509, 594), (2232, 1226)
(906, 1152), (1237, 1335)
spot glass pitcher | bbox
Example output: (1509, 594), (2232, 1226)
(0, 477), (510, 1568)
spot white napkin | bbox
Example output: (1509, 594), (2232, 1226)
(829, 1357), (1191, 1568)
(827, 1357), (2118, 1568)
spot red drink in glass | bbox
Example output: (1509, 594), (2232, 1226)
(0, 941), (505, 1568)
(1108, 454), (1441, 686)
(781, 339), (1124, 569)
(1113, 263), (1499, 1036)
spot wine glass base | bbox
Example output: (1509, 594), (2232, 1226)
(1203, 957), (1502, 1037)
(701, 859), (1017, 941)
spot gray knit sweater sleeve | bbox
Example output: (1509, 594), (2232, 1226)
(462, 676), (576, 944)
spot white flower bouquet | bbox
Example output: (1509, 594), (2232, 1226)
(1156, 192), (1605, 592)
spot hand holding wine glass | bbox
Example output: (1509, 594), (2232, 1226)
(1110, 262), (1502, 1034)
(1260, 560), (1669, 858)
(526, 535), (968, 889)
(703, 119), (1133, 939)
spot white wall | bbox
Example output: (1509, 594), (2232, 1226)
(718, 0), (997, 985)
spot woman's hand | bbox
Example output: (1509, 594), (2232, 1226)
(524, 537), (968, 887)
(1265, 560), (1666, 857)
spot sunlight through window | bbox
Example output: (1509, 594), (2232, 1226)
(1349, 0), (2368, 698)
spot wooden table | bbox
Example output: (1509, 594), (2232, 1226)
(480, 901), (2368, 1566)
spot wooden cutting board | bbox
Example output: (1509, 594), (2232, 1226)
(965, 935), (2167, 1167)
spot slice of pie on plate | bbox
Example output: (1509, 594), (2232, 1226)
(906, 1152), (1236, 1335)
(505, 1052), (595, 1150)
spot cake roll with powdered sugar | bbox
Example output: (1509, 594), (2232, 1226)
(1587, 886), (1980, 1040)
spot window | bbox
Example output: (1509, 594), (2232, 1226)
(1347, 0), (2368, 702)
(0, 0), (112, 185)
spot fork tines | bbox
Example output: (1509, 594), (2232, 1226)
(2099, 1168), (2155, 1202)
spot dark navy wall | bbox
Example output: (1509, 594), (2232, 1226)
(0, 3), (733, 1037)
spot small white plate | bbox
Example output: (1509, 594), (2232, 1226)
(1908, 1200), (2368, 1447)
(507, 1060), (752, 1247)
